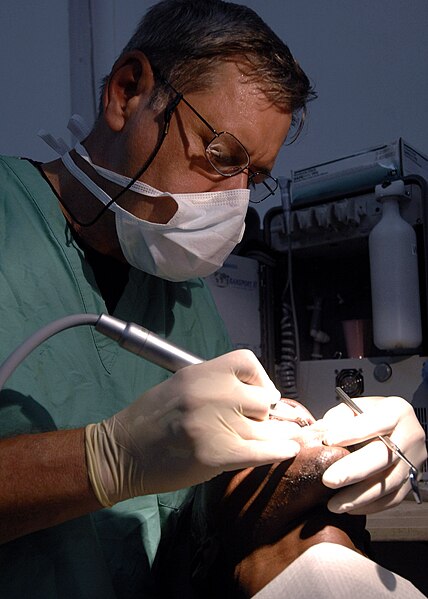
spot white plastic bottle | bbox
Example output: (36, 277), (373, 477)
(369, 180), (422, 350)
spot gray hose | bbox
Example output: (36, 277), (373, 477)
(0, 314), (99, 390)
(0, 313), (205, 392)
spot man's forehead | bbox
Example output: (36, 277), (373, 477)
(191, 63), (285, 121)
(187, 68), (291, 167)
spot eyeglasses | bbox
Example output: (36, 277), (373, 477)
(163, 80), (279, 204)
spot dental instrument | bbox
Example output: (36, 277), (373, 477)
(335, 386), (422, 504)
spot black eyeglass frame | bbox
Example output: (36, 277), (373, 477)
(162, 79), (279, 204)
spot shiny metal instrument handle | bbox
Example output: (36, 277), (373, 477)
(335, 387), (422, 505)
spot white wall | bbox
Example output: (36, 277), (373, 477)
(1, 0), (427, 219)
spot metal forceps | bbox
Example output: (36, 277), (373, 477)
(335, 387), (422, 504)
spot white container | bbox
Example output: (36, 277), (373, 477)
(369, 181), (422, 350)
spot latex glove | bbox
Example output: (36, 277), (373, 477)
(85, 349), (302, 506)
(319, 396), (427, 515)
(270, 397), (316, 427)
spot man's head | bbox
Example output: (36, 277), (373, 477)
(54, 1), (315, 273)
(105, 0), (315, 138)
(88, 1), (315, 209)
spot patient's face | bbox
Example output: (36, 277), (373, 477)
(195, 400), (364, 556)
(241, 428), (346, 514)
(187, 404), (369, 596)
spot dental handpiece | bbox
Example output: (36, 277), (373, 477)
(0, 313), (291, 421)
(0, 313), (203, 392)
(335, 386), (422, 504)
(96, 315), (292, 420)
(95, 314), (204, 372)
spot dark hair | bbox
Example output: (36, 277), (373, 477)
(107, 0), (316, 139)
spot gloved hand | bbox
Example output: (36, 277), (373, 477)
(319, 395), (427, 514)
(85, 349), (303, 507)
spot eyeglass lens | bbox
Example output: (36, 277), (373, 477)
(205, 132), (278, 203)
(205, 132), (249, 175)
(249, 174), (279, 204)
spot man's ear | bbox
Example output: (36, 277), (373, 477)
(102, 51), (156, 132)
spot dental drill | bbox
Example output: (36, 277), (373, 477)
(0, 313), (421, 502)
(0, 313), (203, 391)
(0, 313), (299, 423)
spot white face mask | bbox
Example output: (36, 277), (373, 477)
(61, 148), (249, 281)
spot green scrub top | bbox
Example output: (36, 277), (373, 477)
(0, 156), (232, 598)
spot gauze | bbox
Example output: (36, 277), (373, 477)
(61, 147), (249, 281)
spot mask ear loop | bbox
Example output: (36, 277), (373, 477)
(59, 92), (183, 228)
(110, 92), (182, 198)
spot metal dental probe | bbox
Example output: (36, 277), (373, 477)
(335, 386), (422, 504)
